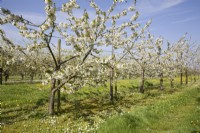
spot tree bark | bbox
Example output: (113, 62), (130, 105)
(49, 79), (56, 115)
(160, 77), (164, 90)
(56, 39), (61, 112)
(49, 90), (56, 115)
(40, 74), (42, 80)
(4, 69), (9, 82)
(57, 80), (61, 112)
(159, 73), (164, 90)
(30, 72), (34, 83)
(114, 79), (117, 99)
(20, 73), (24, 80)
(110, 44), (114, 102)
(180, 68), (183, 85)
(5, 75), (8, 82)
(180, 52), (183, 85)
(170, 79), (174, 88)
(185, 68), (188, 85)
(0, 68), (2, 85)
(110, 66), (114, 102)
(139, 68), (145, 93)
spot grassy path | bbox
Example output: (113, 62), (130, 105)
(145, 86), (200, 133)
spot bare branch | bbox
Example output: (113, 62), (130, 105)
(59, 55), (79, 66)
(45, 24), (58, 68)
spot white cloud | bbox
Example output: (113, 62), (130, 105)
(15, 9), (97, 25)
(105, 0), (186, 24)
(163, 10), (191, 17)
(137, 0), (186, 15)
(15, 12), (46, 25)
(172, 17), (197, 24)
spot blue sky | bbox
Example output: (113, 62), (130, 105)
(0, 0), (200, 47)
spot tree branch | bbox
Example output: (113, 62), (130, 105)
(59, 55), (78, 66)
(45, 23), (58, 68)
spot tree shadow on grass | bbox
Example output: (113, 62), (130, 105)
(2, 82), (171, 126)
(58, 83), (172, 124)
(196, 97), (200, 105)
(1, 113), (22, 125)
(59, 92), (138, 124)
(1, 98), (48, 125)
(191, 131), (200, 133)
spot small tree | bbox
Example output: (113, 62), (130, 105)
(126, 31), (156, 93)
(153, 37), (165, 90)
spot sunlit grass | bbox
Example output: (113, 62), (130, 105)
(1, 78), (199, 132)
(97, 82), (200, 133)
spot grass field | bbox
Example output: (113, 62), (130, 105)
(1, 78), (200, 132)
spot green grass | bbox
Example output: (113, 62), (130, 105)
(0, 78), (200, 132)
(0, 83), (49, 126)
(97, 83), (200, 133)
(5, 75), (42, 81)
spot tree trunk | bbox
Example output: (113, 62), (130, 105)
(0, 68), (2, 85)
(20, 73), (24, 80)
(114, 79), (117, 99)
(5, 75), (8, 82)
(139, 69), (145, 93)
(49, 79), (56, 115)
(110, 66), (114, 102)
(30, 72), (34, 83)
(57, 80), (61, 112)
(170, 79), (174, 88)
(4, 69), (9, 82)
(185, 68), (188, 85)
(56, 39), (61, 112)
(40, 74), (42, 80)
(110, 44), (115, 102)
(49, 90), (56, 115)
(160, 73), (164, 90)
(180, 69), (183, 85)
(30, 76), (33, 83)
